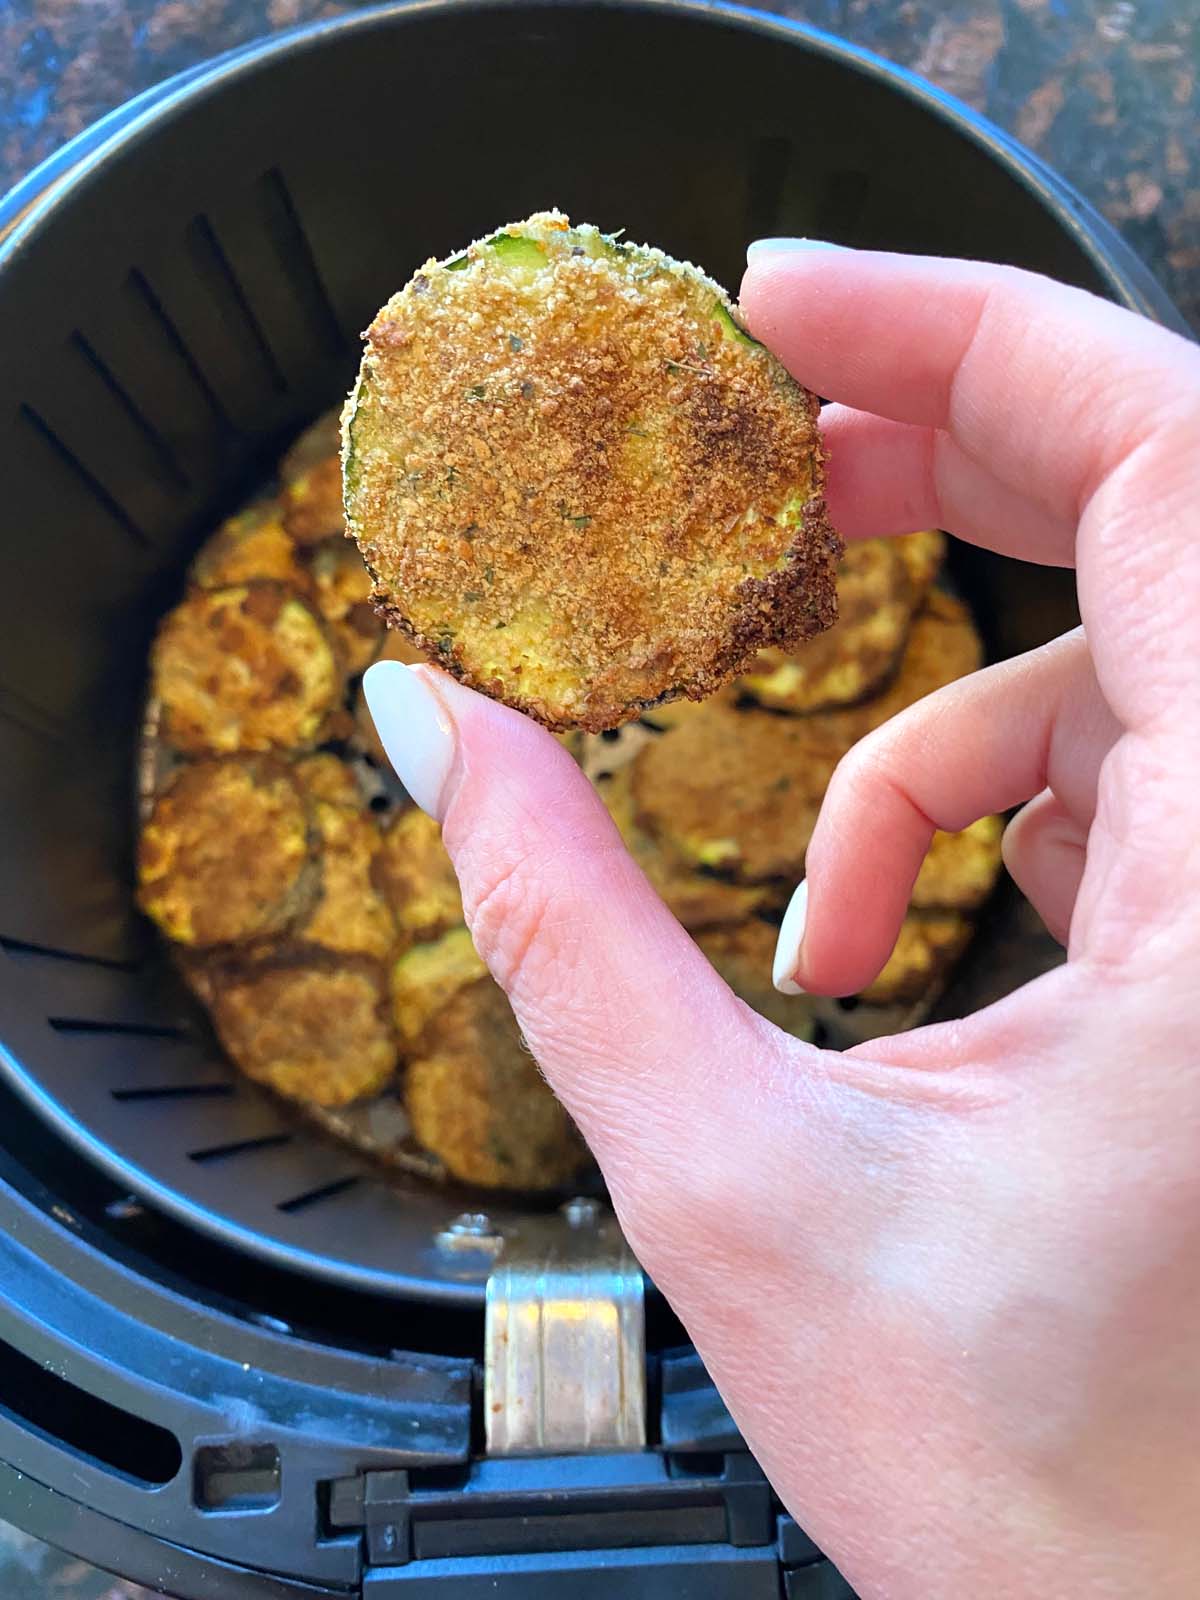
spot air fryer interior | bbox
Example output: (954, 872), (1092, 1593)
(0, 0), (1095, 1305)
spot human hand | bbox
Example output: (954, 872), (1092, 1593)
(364, 247), (1200, 1598)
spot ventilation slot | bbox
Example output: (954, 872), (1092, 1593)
(256, 168), (345, 357)
(0, 1336), (181, 1486)
(185, 214), (287, 395)
(126, 266), (231, 433)
(0, 936), (138, 973)
(111, 1083), (234, 1103)
(50, 1018), (186, 1040)
(277, 1176), (361, 1215)
(17, 404), (146, 548)
(188, 1134), (293, 1165)
(68, 331), (190, 491)
(0, 690), (65, 745)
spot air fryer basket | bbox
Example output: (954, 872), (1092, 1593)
(0, 0), (1183, 1309)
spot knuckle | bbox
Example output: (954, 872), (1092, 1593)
(831, 726), (904, 804)
(461, 842), (563, 995)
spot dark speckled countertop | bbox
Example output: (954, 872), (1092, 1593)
(0, 0), (1196, 1595)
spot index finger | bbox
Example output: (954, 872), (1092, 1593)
(740, 248), (1195, 528)
(740, 248), (1200, 728)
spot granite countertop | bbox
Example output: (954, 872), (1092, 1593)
(0, 1), (1195, 1596)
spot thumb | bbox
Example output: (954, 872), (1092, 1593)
(363, 660), (798, 1184)
(363, 660), (955, 1577)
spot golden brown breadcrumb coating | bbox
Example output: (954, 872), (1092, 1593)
(343, 211), (840, 732)
(892, 528), (947, 601)
(389, 926), (486, 1047)
(632, 698), (853, 882)
(190, 500), (307, 592)
(208, 954), (397, 1107)
(296, 799), (395, 962)
(595, 764), (773, 929)
(859, 913), (972, 1004)
(307, 537), (383, 676)
(151, 582), (340, 755)
(406, 976), (584, 1189)
(282, 453), (344, 546)
(825, 588), (984, 743)
(292, 752), (364, 809)
(138, 758), (313, 948)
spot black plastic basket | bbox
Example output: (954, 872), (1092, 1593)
(0, 3), (1185, 1596)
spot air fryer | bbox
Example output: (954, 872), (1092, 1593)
(0, 3), (1186, 1597)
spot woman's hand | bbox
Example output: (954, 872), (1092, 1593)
(365, 248), (1200, 1599)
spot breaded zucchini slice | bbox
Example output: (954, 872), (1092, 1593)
(189, 500), (306, 591)
(739, 536), (913, 713)
(375, 807), (464, 946)
(307, 536), (383, 676)
(151, 582), (340, 755)
(389, 925), (486, 1047)
(594, 765), (773, 930)
(138, 757), (313, 948)
(296, 798), (395, 963)
(282, 451), (344, 546)
(892, 528), (947, 602)
(343, 210), (840, 732)
(208, 953), (398, 1107)
(293, 752), (364, 809)
(279, 408), (340, 484)
(838, 588), (983, 739)
(406, 976), (584, 1190)
(632, 697), (853, 883)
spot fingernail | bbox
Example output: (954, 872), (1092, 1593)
(362, 661), (457, 819)
(772, 879), (809, 995)
(746, 238), (847, 264)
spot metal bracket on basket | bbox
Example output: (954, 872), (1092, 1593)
(484, 1197), (646, 1455)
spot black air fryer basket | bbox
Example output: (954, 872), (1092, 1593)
(0, 3), (1186, 1597)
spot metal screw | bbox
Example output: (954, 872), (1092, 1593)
(436, 1212), (503, 1255)
(450, 1212), (493, 1236)
(560, 1196), (601, 1229)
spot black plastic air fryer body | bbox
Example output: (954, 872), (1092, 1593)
(0, 3), (1187, 1597)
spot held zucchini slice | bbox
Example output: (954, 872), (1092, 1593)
(343, 210), (841, 732)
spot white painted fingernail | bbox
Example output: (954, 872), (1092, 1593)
(746, 238), (848, 264)
(362, 661), (456, 819)
(772, 879), (809, 995)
